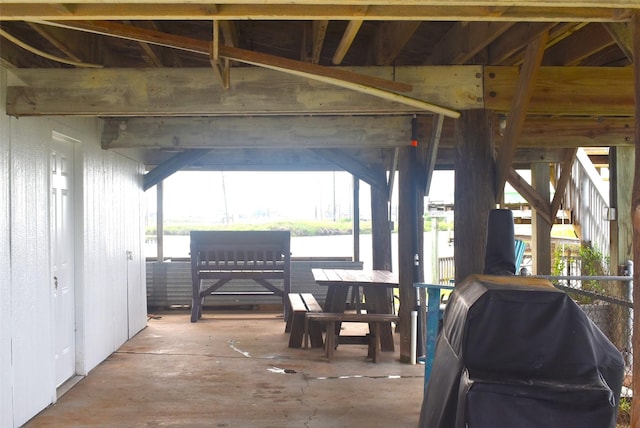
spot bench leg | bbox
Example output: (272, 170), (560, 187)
(325, 321), (336, 361)
(288, 312), (305, 348)
(371, 323), (380, 363)
(191, 297), (200, 323)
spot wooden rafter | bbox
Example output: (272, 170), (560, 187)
(26, 21), (84, 62)
(36, 20), (413, 93)
(549, 148), (578, 218)
(332, 19), (364, 65)
(311, 20), (329, 64)
(488, 22), (556, 65)
(370, 21), (421, 66)
(426, 21), (514, 65)
(210, 20), (230, 89)
(495, 30), (548, 203)
(542, 23), (616, 65)
(605, 21), (633, 60)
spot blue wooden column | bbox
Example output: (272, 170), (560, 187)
(414, 282), (454, 395)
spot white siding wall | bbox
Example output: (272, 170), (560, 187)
(0, 66), (147, 427)
(80, 139), (147, 370)
(0, 67), (14, 428)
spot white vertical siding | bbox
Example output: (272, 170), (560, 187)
(0, 65), (147, 427)
(79, 127), (147, 371)
(0, 67), (14, 428)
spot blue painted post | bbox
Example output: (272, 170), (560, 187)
(425, 287), (441, 389)
(414, 282), (454, 396)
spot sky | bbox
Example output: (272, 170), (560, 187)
(146, 170), (457, 225)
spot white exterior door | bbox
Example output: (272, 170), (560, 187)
(51, 136), (76, 387)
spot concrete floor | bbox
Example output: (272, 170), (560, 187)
(26, 310), (425, 427)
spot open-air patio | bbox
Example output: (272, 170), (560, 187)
(25, 310), (424, 427)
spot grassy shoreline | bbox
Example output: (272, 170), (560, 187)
(147, 216), (455, 238)
(146, 220), (371, 237)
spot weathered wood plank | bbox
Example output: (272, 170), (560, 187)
(6, 66), (482, 117)
(8, 66), (636, 117)
(485, 66), (635, 116)
(102, 115), (635, 152)
(0, 3), (634, 22)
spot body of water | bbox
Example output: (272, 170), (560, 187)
(146, 232), (454, 282)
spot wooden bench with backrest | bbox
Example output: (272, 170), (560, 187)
(190, 230), (291, 322)
(285, 292), (324, 348)
(304, 312), (399, 363)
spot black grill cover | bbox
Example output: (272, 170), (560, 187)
(419, 274), (625, 428)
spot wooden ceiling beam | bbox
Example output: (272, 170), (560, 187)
(3, 3), (635, 22)
(7, 65), (481, 116)
(100, 115), (635, 151)
(484, 66), (634, 115)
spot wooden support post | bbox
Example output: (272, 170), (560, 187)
(631, 11), (640, 428)
(369, 171), (394, 351)
(370, 173), (392, 272)
(610, 147), (635, 273)
(398, 146), (425, 363)
(531, 163), (552, 275)
(609, 147), (634, 353)
(156, 180), (164, 262)
(353, 176), (360, 262)
(454, 110), (495, 283)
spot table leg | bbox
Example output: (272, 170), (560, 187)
(326, 286), (349, 340)
(363, 286), (394, 352)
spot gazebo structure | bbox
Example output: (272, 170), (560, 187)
(1, 2), (639, 426)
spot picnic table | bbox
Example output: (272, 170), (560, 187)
(312, 268), (398, 352)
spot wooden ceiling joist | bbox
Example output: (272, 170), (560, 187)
(370, 21), (421, 66)
(1, 2), (636, 22)
(332, 19), (364, 65)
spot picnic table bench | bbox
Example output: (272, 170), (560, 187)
(305, 312), (399, 362)
(190, 230), (291, 322)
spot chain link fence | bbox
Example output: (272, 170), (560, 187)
(548, 253), (633, 427)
